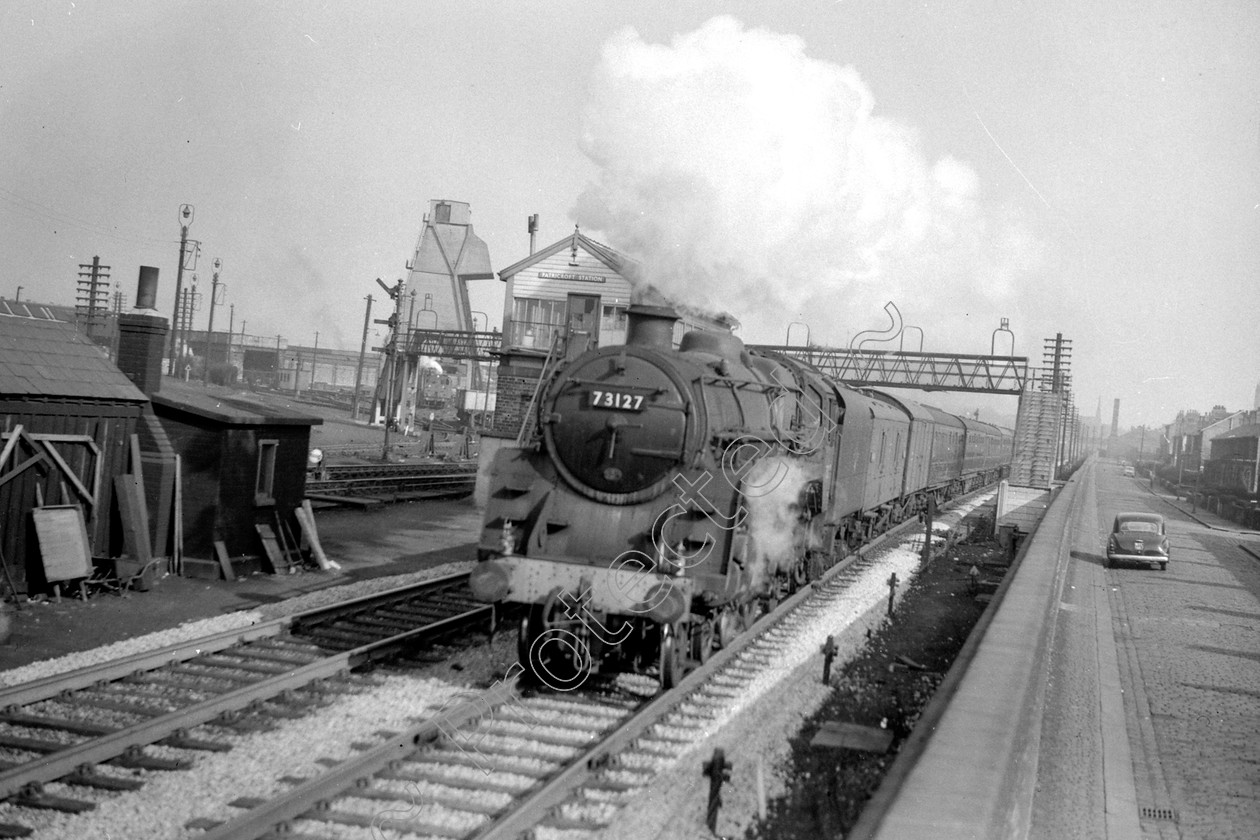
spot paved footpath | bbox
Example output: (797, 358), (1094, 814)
(1031, 462), (1260, 839)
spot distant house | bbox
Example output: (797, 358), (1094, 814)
(1205, 421), (1260, 497)
(0, 307), (148, 592)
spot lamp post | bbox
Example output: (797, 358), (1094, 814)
(202, 258), (222, 384)
(168, 204), (194, 373)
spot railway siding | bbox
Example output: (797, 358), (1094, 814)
(0, 575), (495, 837)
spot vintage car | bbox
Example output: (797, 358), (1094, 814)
(1123, 465), (1135, 477)
(1106, 512), (1169, 570)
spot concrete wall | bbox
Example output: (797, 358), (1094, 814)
(995, 480), (1055, 533)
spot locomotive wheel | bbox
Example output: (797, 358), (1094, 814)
(716, 610), (740, 649)
(790, 562), (808, 593)
(658, 623), (683, 690)
(525, 592), (593, 687)
(807, 552), (826, 582)
(739, 600), (759, 631)
(691, 619), (715, 664)
(517, 608), (538, 665)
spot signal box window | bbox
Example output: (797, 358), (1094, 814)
(255, 439), (278, 505)
(601, 304), (627, 332)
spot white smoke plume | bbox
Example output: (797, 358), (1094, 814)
(741, 454), (819, 591)
(575, 17), (1044, 348)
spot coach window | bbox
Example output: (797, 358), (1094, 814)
(256, 439), (278, 505)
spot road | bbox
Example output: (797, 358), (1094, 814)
(1032, 461), (1260, 839)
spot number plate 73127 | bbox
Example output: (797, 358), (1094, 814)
(588, 389), (645, 411)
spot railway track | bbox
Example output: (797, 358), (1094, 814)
(307, 462), (477, 502)
(186, 521), (939, 840)
(0, 574), (494, 837)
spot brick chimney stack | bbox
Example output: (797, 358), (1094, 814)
(116, 266), (168, 397)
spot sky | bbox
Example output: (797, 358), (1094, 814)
(1, 0), (1257, 429)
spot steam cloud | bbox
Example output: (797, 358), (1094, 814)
(575, 17), (1043, 348)
(740, 455), (820, 590)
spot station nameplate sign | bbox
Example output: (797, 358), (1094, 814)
(538, 271), (606, 283)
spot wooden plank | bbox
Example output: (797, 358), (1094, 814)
(810, 721), (895, 753)
(272, 513), (304, 572)
(254, 524), (285, 575)
(31, 506), (92, 584)
(0, 453), (47, 490)
(1, 433), (93, 443)
(213, 540), (235, 582)
(172, 455), (183, 576)
(296, 501), (339, 571)
(113, 475), (152, 564)
(0, 424), (24, 473)
(278, 515), (303, 569)
(129, 434), (144, 488)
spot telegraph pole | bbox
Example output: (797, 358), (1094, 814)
(178, 275), (198, 376)
(76, 255), (111, 341)
(352, 294), (373, 421)
(202, 259), (222, 384)
(168, 204), (194, 373)
(311, 331), (320, 392)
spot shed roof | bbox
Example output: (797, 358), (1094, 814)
(497, 227), (628, 280)
(0, 312), (146, 402)
(1214, 423), (1260, 441)
(152, 386), (322, 427)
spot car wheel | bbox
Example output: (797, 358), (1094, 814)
(1105, 556), (1113, 569)
(1160, 561), (1167, 571)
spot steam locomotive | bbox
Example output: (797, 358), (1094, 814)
(469, 305), (1012, 687)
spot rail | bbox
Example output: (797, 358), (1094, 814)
(0, 574), (493, 810)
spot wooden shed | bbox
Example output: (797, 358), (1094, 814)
(150, 385), (322, 578)
(0, 309), (148, 593)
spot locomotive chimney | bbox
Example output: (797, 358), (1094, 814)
(625, 304), (679, 350)
(116, 266), (168, 397)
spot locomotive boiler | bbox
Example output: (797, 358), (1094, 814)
(469, 305), (1011, 688)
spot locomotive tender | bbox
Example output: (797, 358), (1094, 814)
(470, 305), (1012, 687)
